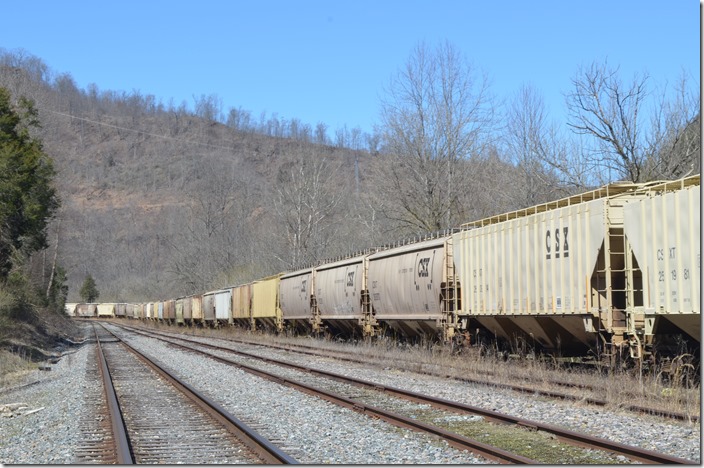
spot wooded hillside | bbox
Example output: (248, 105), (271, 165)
(0, 48), (698, 302)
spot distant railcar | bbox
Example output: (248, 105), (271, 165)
(252, 275), (282, 332)
(182, 296), (192, 324)
(279, 268), (315, 334)
(175, 298), (185, 326)
(314, 255), (369, 337)
(115, 303), (127, 318)
(164, 299), (175, 323)
(232, 283), (253, 330)
(97, 303), (116, 318)
(64, 303), (78, 317)
(191, 294), (204, 325)
(75, 303), (97, 317)
(202, 290), (220, 325)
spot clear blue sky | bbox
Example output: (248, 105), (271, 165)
(0, 1), (699, 137)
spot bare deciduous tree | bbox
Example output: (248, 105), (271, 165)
(504, 84), (576, 202)
(272, 149), (343, 269)
(376, 41), (495, 233)
(566, 60), (700, 183)
(645, 72), (700, 179)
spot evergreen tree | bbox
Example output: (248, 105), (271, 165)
(0, 87), (59, 278)
(79, 274), (99, 303)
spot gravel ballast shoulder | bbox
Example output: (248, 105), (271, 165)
(0, 322), (700, 464)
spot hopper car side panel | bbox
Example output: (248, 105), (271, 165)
(182, 297), (192, 322)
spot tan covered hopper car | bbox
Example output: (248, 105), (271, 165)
(163, 299), (175, 323)
(452, 176), (700, 360)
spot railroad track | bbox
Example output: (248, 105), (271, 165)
(162, 326), (699, 424)
(75, 323), (297, 464)
(113, 323), (697, 464)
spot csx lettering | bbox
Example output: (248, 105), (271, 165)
(418, 258), (430, 277)
(657, 249), (664, 261)
(546, 227), (569, 260)
(347, 272), (354, 287)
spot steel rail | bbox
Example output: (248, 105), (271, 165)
(93, 326), (134, 464)
(124, 324), (697, 465)
(98, 324), (298, 465)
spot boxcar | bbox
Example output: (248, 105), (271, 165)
(367, 236), (460, 341)
(314, 255), (369, 337)
(279, 268), (315, 333)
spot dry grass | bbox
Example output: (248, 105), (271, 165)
(0, 348), (38, 388)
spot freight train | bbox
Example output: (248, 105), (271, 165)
(68, 175), (700, 365)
